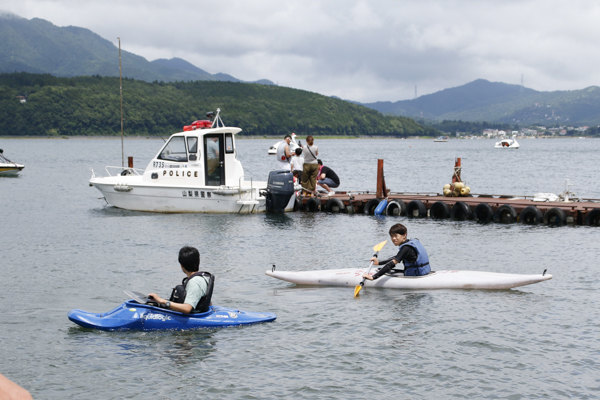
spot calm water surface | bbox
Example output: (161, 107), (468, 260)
(1, 137), (600, 399)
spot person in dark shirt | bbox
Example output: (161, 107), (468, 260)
(316, 159), (340, 195)
(362, 223), (431, 279)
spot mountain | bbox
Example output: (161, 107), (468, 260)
(0, 13), (274, 85)
(361, 79), (600, 126)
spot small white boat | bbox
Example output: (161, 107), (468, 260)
(268, 133), (300, 155)
(266, 267), (552, 290)
(495, 136), (520, 149)
(0, 149), (25, 176)
(90, 109), (296, 213)
(433, 136), (449, 142)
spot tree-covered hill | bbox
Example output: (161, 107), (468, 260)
(0, 73), (438, 137)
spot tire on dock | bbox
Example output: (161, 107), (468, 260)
(406, 200), (427, 218)
(584, 208), (600, 226)
(519, 205), (543, 225)
(363, 199), (381, 215)
(325, 198), (345, 213)
(450, 201), (472, 221)
(494, 204), (518, 223)
(294, 197), (303, 212)
(385, 200), (406, 216)
(430, 201), (450, 219)
(474, 203), (494, 223)
(305, 197), (321, 212)
(543, 207), (567, 226)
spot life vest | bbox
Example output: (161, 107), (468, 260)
(169, 271), (214, 313)
(276, 141), (290, 163)
(399, 239), (431, 276)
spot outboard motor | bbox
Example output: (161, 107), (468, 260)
(265, 170), (295, 213)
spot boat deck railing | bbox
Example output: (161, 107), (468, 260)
(94, 166), (145, 178)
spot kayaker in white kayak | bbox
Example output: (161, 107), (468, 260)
(362, 223), (431, 279)
(149, 246), (214, 314)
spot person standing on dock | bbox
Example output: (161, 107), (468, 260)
(276, 134), (293, 170)
(316, 159), (339, 196)
(301, 135), (319, 195)
(363, 223), (431, 279)
(290, 147), (304, 184)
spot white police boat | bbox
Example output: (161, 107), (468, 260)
(89, 109), (296, 213)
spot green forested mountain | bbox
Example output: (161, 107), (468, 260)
(0, 73), (437, 137)
(0, 14), (273, 85)
(363, 79), (600, 126)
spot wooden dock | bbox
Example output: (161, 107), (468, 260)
(296, 159), (600, 226)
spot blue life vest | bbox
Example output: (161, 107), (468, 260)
(399, 239), (431, 276)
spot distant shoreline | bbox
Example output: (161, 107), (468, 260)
(0, 135), (592, 140)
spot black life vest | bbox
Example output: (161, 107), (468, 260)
(169, 271), (214, 313)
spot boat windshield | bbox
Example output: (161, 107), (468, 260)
(158, 137), (188, 162)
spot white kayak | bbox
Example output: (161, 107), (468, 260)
(265, 267), (552, 290)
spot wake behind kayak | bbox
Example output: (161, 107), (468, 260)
(68, 300), (276, 331)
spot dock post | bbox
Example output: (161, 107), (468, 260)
(452, 158), (461, 183)
(377, 159), (387, 199)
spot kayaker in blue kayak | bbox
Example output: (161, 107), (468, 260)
(362, 223), (431, 279)
(148, 246), (214, 314)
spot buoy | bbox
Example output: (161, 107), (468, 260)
(452, 190), (460, 197)
(443, 184), (451, 191)
(454, 182), (464, 191)
(460, 186), (470, 196)
(443, 188), (452, 197)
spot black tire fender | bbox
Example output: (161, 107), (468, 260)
(519, 205), (543, 225)
(494, 204), (518, 223)
(585, 208), (600, 226)
(543, 207), (567, 226)
(305, 197), (321, 212)
(293, 197), (303, 212)
(430, 201), (450, 219)
(450, 201), (472, 221)
(385, 200), (406, 216)
(325, 198), (345, 213)
(363, 198), (381, 215)
(406, 200), (427, 218)
(474, 203), (494, 222)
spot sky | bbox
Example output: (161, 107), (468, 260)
(3, 0), (600, 103)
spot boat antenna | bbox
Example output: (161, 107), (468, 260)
(208, 108), (225, 128)
(119, 37), (124, 168)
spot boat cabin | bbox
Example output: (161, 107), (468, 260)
(144, 109), (246, 188)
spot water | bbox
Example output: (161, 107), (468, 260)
(1, 137), (600, 399)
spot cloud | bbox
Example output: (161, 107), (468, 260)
(4, 0), (600, 102)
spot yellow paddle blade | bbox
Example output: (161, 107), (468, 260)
(373, 240), (388, 253)
(354, 284), (362, 298)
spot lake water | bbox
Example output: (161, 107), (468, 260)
(1, 137), (600, 399)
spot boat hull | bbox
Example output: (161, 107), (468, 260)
(0, 164), (24, 176)
(68, 300), (277, 331)
(90, 176), (278, 213)
(265, 268), (552, 290)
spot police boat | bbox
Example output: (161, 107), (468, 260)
(89, 109), (296, 213)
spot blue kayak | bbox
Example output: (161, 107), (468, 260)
(68, 300), (276, 331)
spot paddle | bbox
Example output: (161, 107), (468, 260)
(354, 240), (387, 298)
(123, 290), (149, 304)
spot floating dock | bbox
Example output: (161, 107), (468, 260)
(297, 159), (600, 226)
